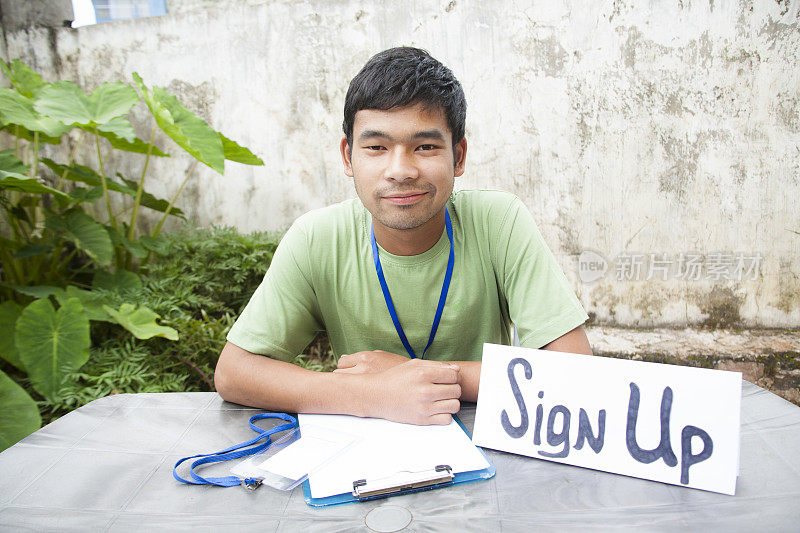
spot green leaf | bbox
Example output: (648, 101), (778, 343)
(105, 226), (147, 259)
(0, 88), (71, 138)
(93, 269), (142, 293)
(90, 117), (169, 157)
(0, 369), (41, 452)
(139, 234), (170, 255)
(220, 133), (264, 165)
(0, 301), (24, 370)
(0, 149), (30, 174)
(1, 124), (63, 145)
(12, 243), (51, 259)
(1, 284), (63, 299)
(53, 286), (114, 322)
(133, 73), (224, 173)
(0, 58), (46, 98)
(15, 298), (91, 402)
(0, 170), (70, 200)
(34, 81), (139, 126)
(102, 303), (179, 340)
(45, 210), (113, 266)
(40, 160), (184, 217)
(67, 185), (103, 203)
(116, 173), (186, 218)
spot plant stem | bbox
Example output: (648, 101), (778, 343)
(13, 126), (20, 159)
(168, 353), (215, 391)
(57, 132), (83, 191)
(151, 159), (198, 238)
(30, 131), (39, 178)
(94, 128), (117, 229)
(128, 127), (156, 241)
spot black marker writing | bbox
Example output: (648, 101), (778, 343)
(501, 358), (532, 438)
(681, 425), (713, 484)
(574, 408), (606, 453)
(626, 382), (678, 467)
(538, 405), (571, 458)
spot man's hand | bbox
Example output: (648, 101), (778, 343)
(364, 358), (461, 425)
(335, 349), (409, 374)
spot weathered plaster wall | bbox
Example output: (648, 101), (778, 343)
(4, 0), (799, 328)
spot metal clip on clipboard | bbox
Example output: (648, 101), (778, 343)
(351, 465), (454, 499)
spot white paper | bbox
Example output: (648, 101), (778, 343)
(473, 343), (742, 495)
(256, 426), (354, 481)
(300, 413), (490, 499)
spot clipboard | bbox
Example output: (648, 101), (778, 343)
(302, 414), (495, 507)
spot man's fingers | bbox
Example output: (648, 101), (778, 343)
(427, 413), (454, 425)
(336, 354), (356, 369)
(432, 398), (460, 415)
(427, 364), (459, 384)
(430, 384), (461, 402)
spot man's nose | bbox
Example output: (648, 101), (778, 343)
(385, 149), (419, 181)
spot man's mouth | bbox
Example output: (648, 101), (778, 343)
(382, 192), (428, 205)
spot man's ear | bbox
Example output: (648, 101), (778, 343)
(340, 137), (354, 177)
(454, 137), (467, 177)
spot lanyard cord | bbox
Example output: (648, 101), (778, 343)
(173, 412), (297, 488)
(370, 207), (455, 359)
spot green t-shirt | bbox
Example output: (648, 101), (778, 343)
(227, 190), (588, 362)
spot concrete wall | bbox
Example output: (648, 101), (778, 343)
(3, 0), (799, 328)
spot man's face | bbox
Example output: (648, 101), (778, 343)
(341, 103), (467, 234)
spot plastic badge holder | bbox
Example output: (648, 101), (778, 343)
(231, 423), (360, 491)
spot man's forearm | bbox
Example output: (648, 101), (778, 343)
(215, 341), (462, 425)
(215, 341), (371, 416)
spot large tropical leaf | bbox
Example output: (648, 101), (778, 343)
(1, 284), (63, 299)
(15, 298), (91, 402)
(132, 73), (224, 173)
(91, 117), (169, 156)
(93, 269), (142, 293)
(103, 303), (179, 340)
(105, 226), (147, 258)
(0, 170), (69, 200)
(41, 159), (184, 217)
(220, 133), (264, 165)
(0, 124), (62, 145)
(0, 149), (30, 174)
(0, 58), (46, 98)
(0, 369), (41, 452)
(0, 301), (24, 370)
(116, 173), (185, 218)
(34, 81), (139, 126)
(53, 286), (114, 322)
(45, 210), (113, 266)
(0, 88), (71, 138)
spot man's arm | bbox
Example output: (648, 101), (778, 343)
(334, 325), (592, 403)
(214, 341), (462, 425)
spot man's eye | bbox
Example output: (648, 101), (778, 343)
(417, 144), (438, 151)
(366, 145), (385, 151)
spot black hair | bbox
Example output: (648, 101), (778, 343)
(343, 47), (466, 150)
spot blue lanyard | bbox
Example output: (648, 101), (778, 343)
(370, 207), (454, 359)
(173, 412), (297, 488)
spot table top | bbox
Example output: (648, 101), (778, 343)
(1, 381), (798, 532)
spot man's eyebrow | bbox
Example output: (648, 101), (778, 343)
(357, 129), (447, 143)
(358, 130), (392, 142)
(411, 129), (447, 142)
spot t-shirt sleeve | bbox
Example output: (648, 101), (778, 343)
(226, 219), (322, 362)
(491, 196), (589, 349)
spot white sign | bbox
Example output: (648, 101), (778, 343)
(473, 344), (742, 495)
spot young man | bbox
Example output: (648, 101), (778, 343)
(214, 47), (591, 425)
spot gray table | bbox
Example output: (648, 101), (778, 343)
(1, 382), (799, 532)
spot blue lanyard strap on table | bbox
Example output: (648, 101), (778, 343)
(173, 412), (297, 489)
(370, 206), (454, 359)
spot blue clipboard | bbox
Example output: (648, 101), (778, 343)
(302, 414), (495, 507)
